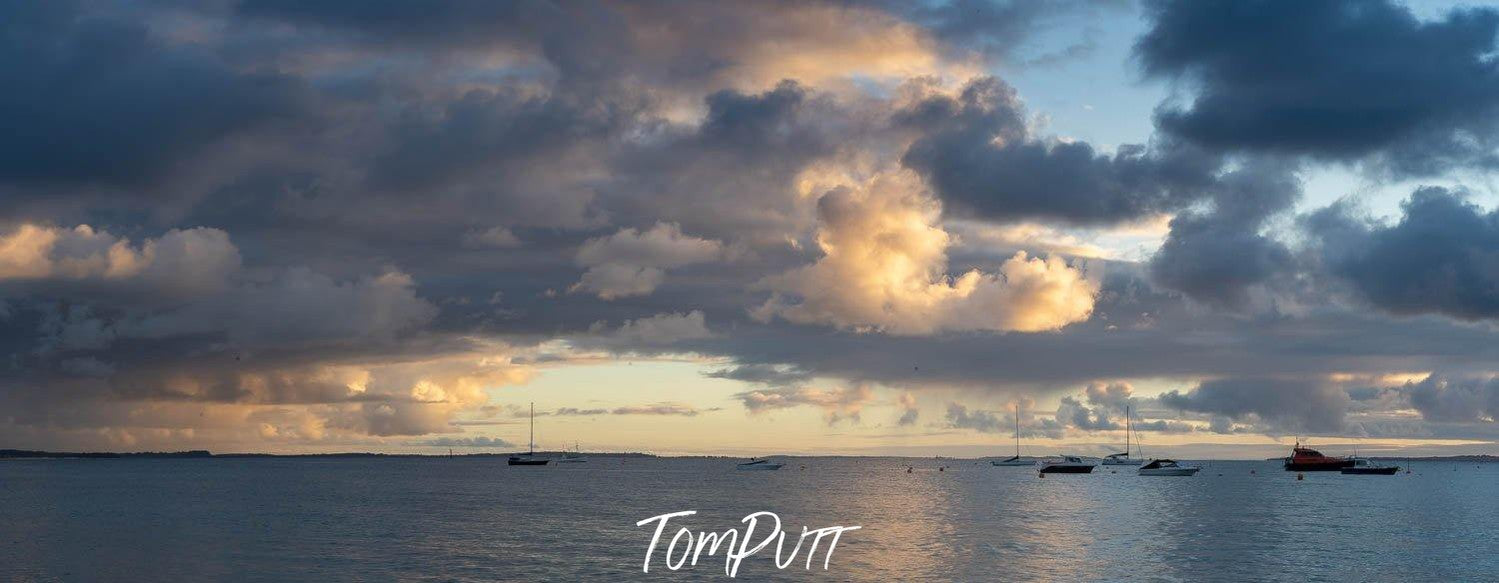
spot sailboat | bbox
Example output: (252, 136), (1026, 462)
(992, 407), (1032, 466)
(1101, 405), (1143, 466)
(508, 402), (549, 466)
(556, 441), (587, 463)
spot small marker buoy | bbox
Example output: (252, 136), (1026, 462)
(907, 466), (913, 474)
(1038, 472), (1045, 478)
(939, 466), (945, 472)
(1250, 470), (1256, 474)
(1297, 473), (1305, 481)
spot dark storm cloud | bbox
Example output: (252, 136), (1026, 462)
(900, 77), (1223, 225)
(1159, 377), (1350, 433)
(1056, 396), (1121, 430)
(368, 88), (634, 196)
(1406, 375), (1499, 424)
(945, 402), (1064, 438)
(0, 1), (310, 189)
(236, 0), (542, 49)
(7, 0), (1499, 451)
(944, 402), (1004, 433)
(1148, 161), (1300, 307)
(1307, 188), (1499, 321)
(696, 266), (1499, 391)
(600, 80), (846, 244)
(1137, 0), (1499, 174)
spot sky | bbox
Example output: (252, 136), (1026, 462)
(7, 0), (1499, 459)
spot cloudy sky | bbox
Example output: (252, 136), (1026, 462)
(6, 0), (1499, 458)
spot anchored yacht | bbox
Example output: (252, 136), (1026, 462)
(1038, 455), (1096, 474)
(736, 458), (784, 471)
(992, 408), (1033, 466)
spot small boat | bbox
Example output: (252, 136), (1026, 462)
(736, 458), (784, 471)
(1038, 455), (1096, 474)
(508, 402), (550, 466)
(1340, 457), (1399, 475)
(992, 408), (1034, 466)
(1283, 440), (1352, 471)
(508, 454), (549, 466)
(555, 441), (587, 464)
(1138, 459), (1200, 476)
(1100, 405), (1142, 465)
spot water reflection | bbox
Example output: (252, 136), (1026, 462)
(3, 458), (1498, 581)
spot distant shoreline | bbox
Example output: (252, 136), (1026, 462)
(0, 449), (660, 460)
(4, 448), (1497, 462)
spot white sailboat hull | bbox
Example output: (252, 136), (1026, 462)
(991, 459), (1034, 466)
(1100, 458), (1143, 466)
(736, 463), (783, 471)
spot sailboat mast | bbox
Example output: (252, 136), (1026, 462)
(1125, 405), (1131, 458)
(1014, 406), (1021, 458)
(529, 402), (535, 455)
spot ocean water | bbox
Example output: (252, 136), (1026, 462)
(3, 457), (1497, 581)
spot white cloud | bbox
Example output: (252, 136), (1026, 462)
(462, 226), (521, 248)
(600, 310), (713, 347)
(571, 222), (723, 299)
(755, 171), (1099, 334)
(737, 384), (873, 425)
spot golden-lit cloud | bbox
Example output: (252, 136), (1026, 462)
(755, 171), (1098, 334)
(0, 224), (239, 293)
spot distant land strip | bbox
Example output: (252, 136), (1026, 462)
(4, 449), (1498, 462)
(0, 449), (659, 459)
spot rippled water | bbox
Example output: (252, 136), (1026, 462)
(3, 457), (1497, 581)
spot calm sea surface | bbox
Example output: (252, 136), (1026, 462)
(3, 457), (1497, 581)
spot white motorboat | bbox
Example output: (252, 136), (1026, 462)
(555, 441), (586, 463)
(736, 458), (784, 471)
(1100, 405), (1142, 465)
(1138, 459), (1200, 476)
(992, 407), (1034, 466)
(1038, 455), (1096, 474)
(1340, 457), (1399, 475)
